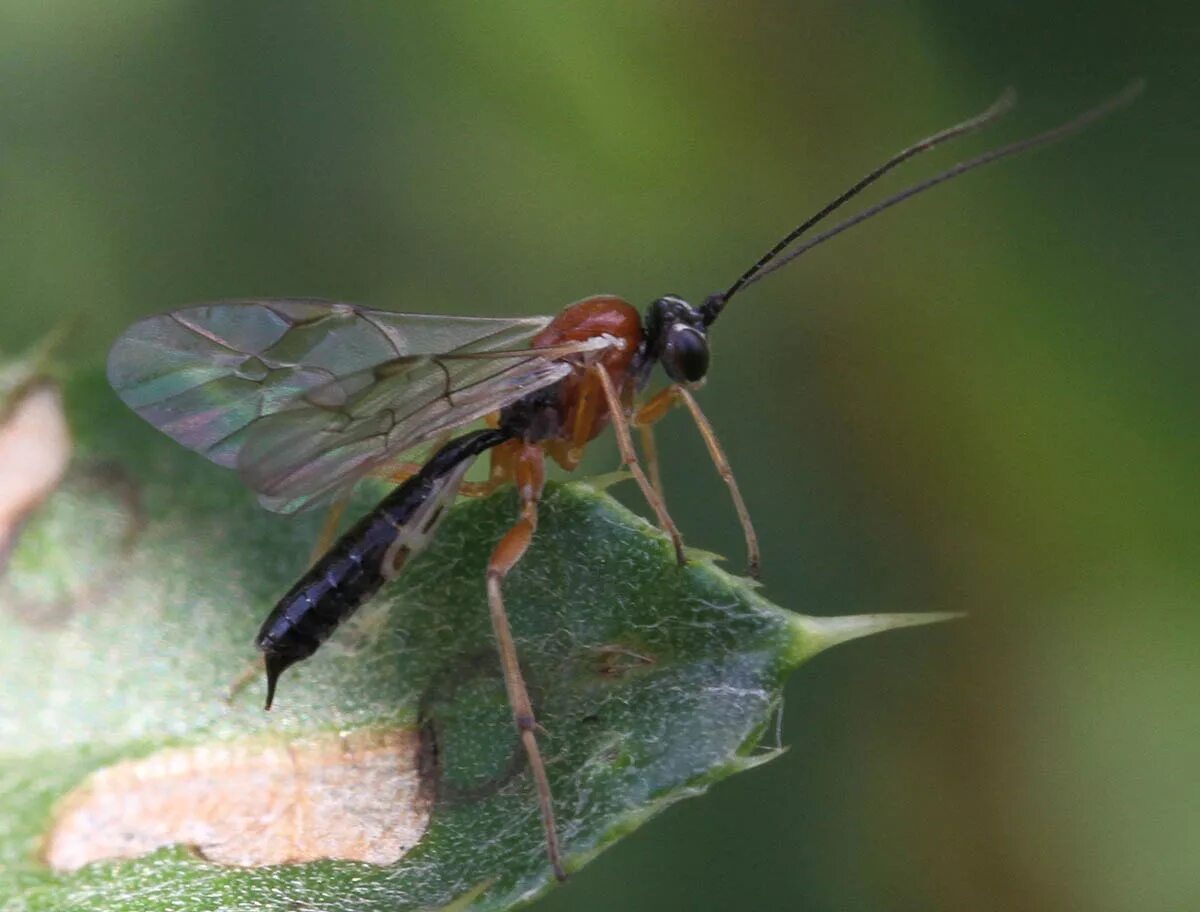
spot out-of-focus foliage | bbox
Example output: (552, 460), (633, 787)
(0, 3), (1194, 910)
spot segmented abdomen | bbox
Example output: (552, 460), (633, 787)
(256, 508), (410, 664)
(255, 428), (510, 707)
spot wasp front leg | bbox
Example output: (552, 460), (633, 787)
(592, 365), (686, 566)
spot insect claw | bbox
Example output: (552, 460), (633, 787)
(672, 539), (687, 567)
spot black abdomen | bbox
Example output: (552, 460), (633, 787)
(256, 508), (406, 669)
(255, 428), (509, 708)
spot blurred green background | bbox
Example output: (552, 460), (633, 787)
(1, 2), (1195, 910)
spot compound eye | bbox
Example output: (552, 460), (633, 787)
(663, 324), (709, 383)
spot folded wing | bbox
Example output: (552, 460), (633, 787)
(107, 299), (570, 512)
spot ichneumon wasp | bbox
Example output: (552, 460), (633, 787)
(107, 82), (1140, 881)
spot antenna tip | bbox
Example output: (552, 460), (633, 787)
(1078, 78), (1147, 128)
(1121, 76), (1148, 101)
(993, 86), (1019, 114)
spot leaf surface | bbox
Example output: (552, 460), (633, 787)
(0, 367), (950, 911)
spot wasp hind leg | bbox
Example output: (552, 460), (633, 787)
(485, 443), (566, 881)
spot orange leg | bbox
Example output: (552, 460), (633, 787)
(308, 496), (350, 567)
(632, 384), (680, 501)
(592, 365), (686, 566)
(487, 437), (519, 488)
(637, 423), (664, 501)
(565, 373), (601, 469)
(376, 462), (497, 498)
(379, 461), (423, 483)
(223, 660), (261, 705)
(634, 385), (760, 578)
(541, 370), (603, 473)
(632, 384), (679, 426)
(373, 431), (503, 497)
(676, 386), (760, 578)
(375, 432), (454, 488)
(485, 443), (565, 880)
(455, 480), (500, 497)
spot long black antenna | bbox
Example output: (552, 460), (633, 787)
(701, 88), (1016, 323)
(700, 80), (1143, 325)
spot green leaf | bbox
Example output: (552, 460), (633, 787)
(0, 367), (953, 911)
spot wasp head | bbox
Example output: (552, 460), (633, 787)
(640, 295), (710, 386)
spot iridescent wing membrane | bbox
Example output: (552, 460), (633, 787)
(107, 299), (602, 512)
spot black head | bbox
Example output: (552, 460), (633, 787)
(641, 295), (710, 385)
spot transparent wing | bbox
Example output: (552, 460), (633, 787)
(107, 299), (567, 511)
(237, 341), (598, 513)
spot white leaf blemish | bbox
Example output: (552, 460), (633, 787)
(43, 728), (432, 871)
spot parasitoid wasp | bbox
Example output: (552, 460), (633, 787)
(107, 82), (1140, 881)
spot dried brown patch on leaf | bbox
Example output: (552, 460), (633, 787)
(43, 728), (432, 871)
(1, 457), (145, 627)
(0, 381), (71, 572)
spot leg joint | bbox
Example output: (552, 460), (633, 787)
(515, 712), (537, 732)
